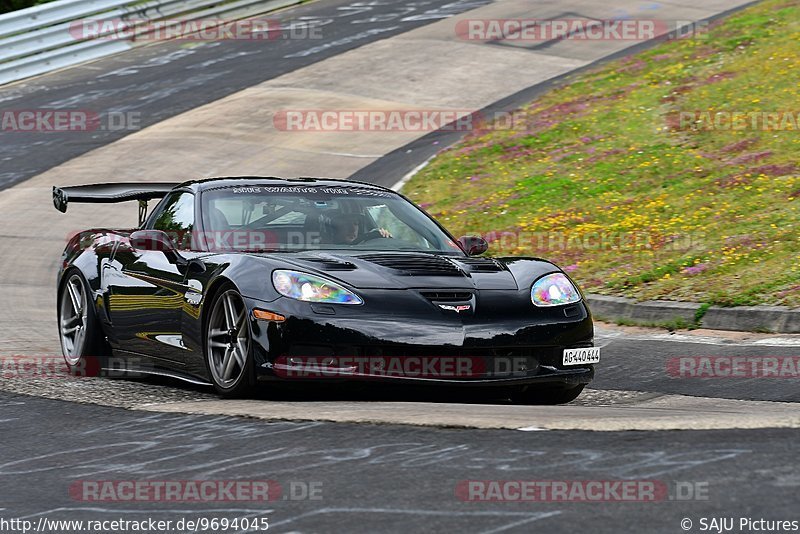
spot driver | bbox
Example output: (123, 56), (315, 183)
(329, 213), (392, 244)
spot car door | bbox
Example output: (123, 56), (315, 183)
(103, 190), (196, 363)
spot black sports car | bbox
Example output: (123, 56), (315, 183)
(53, 177), (599, 403)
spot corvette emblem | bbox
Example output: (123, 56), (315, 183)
(439, 304), (472, 313)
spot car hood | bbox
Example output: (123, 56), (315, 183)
(271, 251), (520, 290)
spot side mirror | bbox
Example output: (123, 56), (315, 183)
(130, 230), (178, 253)
(458, 235), (489, 256)
(129, 230), (205, 272)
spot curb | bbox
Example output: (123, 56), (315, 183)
(586, 294), (799, 334)
(585, 295), (700, 326)
(701, 305), (800, 334)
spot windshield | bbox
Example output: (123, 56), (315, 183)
(199, 185), (464, 255)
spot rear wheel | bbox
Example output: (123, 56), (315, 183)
(513, 384), (585, 405)
(205, 287), (255, 397)
(58, 271), (109, 376)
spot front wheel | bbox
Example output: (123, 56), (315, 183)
(205, 287), (255, 397)
(513, 384), (585, 405)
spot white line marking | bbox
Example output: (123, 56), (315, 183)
(285, 26), (400, 58)
(392, 154), (434, 191)
(752, 338), (800, 346)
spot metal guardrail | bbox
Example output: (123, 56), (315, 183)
(0, 0), (130, 38)
(0, 0), (302, 86)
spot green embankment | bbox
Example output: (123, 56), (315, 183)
(404, 0), (800, 307)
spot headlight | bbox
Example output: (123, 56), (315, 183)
(272, 270), (363, 304)
(531, 273), (581, 307)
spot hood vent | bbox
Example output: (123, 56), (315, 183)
(455, 257), (505, 272)
(357, 253), (462, 276)
(419, 290), (474, 302)
(301, 256), (357, 271)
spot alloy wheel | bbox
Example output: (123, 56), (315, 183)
(207, 289), (251, 389)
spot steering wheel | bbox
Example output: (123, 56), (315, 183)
(351, 228), (392, 245)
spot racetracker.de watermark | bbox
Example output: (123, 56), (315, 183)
(480, 230), (704, 253)
(672, 111), (800, 131)
(1, 110), (141, 133)
(273, 110), (526, 132)
(69, 480), (322, 502)
(456, 480), (709, 502)
(68, 18), (322, 41)
(65, 229), (704, 255)
(0, 355), (148, 379)
(1, 516), (269, 534)
(273, 355), (541, 379)
(66, 229), (288, 253)
(667, 356), (800, 378)
(455, 19), (708, 41)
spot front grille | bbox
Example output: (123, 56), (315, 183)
(419, 290), (473, 302)
(358, 253), (462, 276)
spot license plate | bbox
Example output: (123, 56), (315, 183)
(563, 347), (600, 366)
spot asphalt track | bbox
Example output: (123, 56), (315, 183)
(0, 0), (491, 190)
(1, 391), (799, 534)
(0, 0), (798, 531)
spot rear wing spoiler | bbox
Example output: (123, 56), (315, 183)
(53, 183), (180, 224)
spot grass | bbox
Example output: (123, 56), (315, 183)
(403, 0), (800, 308)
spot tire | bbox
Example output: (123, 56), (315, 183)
(57, 271), (109, 376)
(205, 286), (255, 397)
(513, 384), (585, 405)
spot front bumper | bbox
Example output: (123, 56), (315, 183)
(244, 294), (596, 389)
